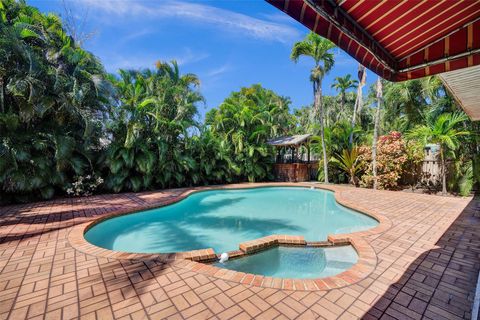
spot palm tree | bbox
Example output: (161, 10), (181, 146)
(407, 112), (469, 195)
(291, 32), (335, 183)
(331, 74), (358, 116)
(372, 77), (383, 190)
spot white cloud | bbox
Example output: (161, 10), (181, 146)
(101, 48), (210, 72)
(175, 48), (210, 66)
(334, 49), (356, 67)
(78, 0), (301, 44)
(120, 28), (154, 43)
(206, 63), (232, 78)
(102, 54), (157, 72)
(261, 12), (297, 24)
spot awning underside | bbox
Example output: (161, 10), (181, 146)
(439, 65), (480, 121)
(266, 0), (480, 82)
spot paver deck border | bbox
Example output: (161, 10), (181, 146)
(1, 183), (477, 319)
(67, 183), (392, 291)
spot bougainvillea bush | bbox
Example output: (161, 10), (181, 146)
(359, 132), (421, 190)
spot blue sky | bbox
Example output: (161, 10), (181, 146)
(31, 0), (376, 118)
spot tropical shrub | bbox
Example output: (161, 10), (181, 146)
(474, 153), (480, 189)
(359, 132), (408, 190)
(331, 147), (364, 186)
(105, 62), (203, 192)
(309, 121), (364, 184)
(400, 141), (425, 189)
(448, 158), (474, 197)
(0, 0), (111, 203)
(188, 129), (235, 185)
(206, 84), (294, 182)
(104, 141), (156, 192)
(407, 112), (469, 195)
(457, 162), (474, 197)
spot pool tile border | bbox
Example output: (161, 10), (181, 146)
(183, 234), (378, 291)
(67, 183), (390, 291)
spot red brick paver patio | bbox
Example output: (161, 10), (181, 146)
(0, 183), (479, 319)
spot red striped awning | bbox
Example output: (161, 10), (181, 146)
(266, 0), (480, 82)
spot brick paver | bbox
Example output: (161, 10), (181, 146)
(0, 183), (479, 319)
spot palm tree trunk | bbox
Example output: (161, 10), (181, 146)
(351, 93), (358, 129)
(440, 147), (447, 195)
(310, 82), (317, 126)
(338, 92), (345, 123)
(341, 92), (345, 116)
(350, 65), (365, 145)
(317, 81), (329, 184)
(372, 77), (382, 190)
(349, 85), (363, 144)
(0, 76), (4, 114)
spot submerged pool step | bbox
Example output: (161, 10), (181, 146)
(306, 241), (333, 247)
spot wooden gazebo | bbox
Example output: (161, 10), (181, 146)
(267, 134), (318, 182)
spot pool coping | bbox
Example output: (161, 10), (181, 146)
(67, 182), (392, 291)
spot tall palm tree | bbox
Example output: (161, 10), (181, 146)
(407, 112), (469, 195)
(331, 74), (358, 116)
(291, 32), (335, 183)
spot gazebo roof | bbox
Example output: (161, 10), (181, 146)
(265, 0), (480, 82)
(267, 134), (312, 147)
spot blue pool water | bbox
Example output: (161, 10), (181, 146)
(214, 246), (358, 279)
(85, 187), (378, 253)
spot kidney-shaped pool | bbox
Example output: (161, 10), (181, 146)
(85, 187), (378, 253)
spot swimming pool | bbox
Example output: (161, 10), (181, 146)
(214, 245), (358, 279)
(84, 187), (378, 253)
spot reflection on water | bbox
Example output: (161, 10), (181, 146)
(85, 187), (378, 253)
(214, 246), (358, 279)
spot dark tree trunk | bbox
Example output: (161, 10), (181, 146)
(440, 147), (447, 195)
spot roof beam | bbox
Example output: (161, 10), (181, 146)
(398, 48), (480, 73)
(304, 0), (397, 73)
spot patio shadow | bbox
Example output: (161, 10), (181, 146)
(363, 196), (480, 320)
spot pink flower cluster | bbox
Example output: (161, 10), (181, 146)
(359, 132), (409, 190)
